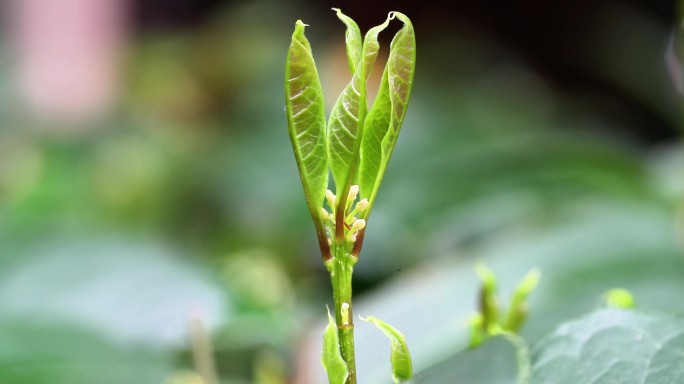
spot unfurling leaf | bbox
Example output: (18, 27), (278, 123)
(327, 12), (391, 211)
(285, 21), (329, 234)
(358, 12), (416, 208)
(332, 8), (362, 75)
(322, 308), (348, 384)
(361, 315), (412, 383)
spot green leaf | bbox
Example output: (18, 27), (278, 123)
(531, 308), (684, 383)
(511, 268), (541, 304)
(322, 308), (348, 384)
(332, 8), (362, 74)
(505, 268), (540, 332)
(476, 264), (501, 334)
(327, 14), (391, 208)
(413, 336), (521, 384)
(0, 320), (172, 384)
(285, 21), (328, 228)
(358, 12), (416, 206)
(0, 238), (227, 346)
(362, 315), (412, 383)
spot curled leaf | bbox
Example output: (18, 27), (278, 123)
(332, 8), (362, 74)
(327, 13), (392, 214)
(361, 315), (412, 383)
(358, 12), (416, 207)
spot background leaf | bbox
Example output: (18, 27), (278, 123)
(413, 336), (519, 384)
(0, 320), (172, 384)
(531, 308), (684, 384)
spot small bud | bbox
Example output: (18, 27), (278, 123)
(325, 189), (336, 209)
(351, 219), (366, 232)
(347, 232), (358, 243)
(356, 198), (369, 212)
(320, 208), (329, 221)
(347, 185), (360, 202)
(341, 302), (351, 326)
(604, 288), (635, 309)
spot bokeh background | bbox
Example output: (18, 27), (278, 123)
(0, 0), (682, 383)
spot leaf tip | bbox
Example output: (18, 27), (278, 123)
(515, 268), (541, 299)
(390, 11), (412, 25)
(475, 263), (497, 291)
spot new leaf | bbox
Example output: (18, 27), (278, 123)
(362, 315), (413, 383)
(327, 12), (391, 214)
(358, 12), (416, 210)
(285, 21), (329, 255)
(333, 8), (362, 75)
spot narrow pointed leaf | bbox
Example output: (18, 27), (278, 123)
(362, 316), (413, 383)
(322, 308), (348, 384)
(358, 12), (416, 207)
(285, 21), (328, 230)
(328, 14), (391, 208)
(332, 8), (362, 74)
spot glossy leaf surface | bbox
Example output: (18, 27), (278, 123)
(358, 12), (416, 206)
(285, 21), (328, 224)
(327, 13), (391, 205)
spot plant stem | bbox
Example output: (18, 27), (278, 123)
(188, 312), (219, 384)
(327, 241), (357, 384)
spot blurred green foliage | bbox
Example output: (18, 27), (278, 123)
(0, 1), (682, 383)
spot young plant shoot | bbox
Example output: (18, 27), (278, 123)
(285, 9), (416, 384)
